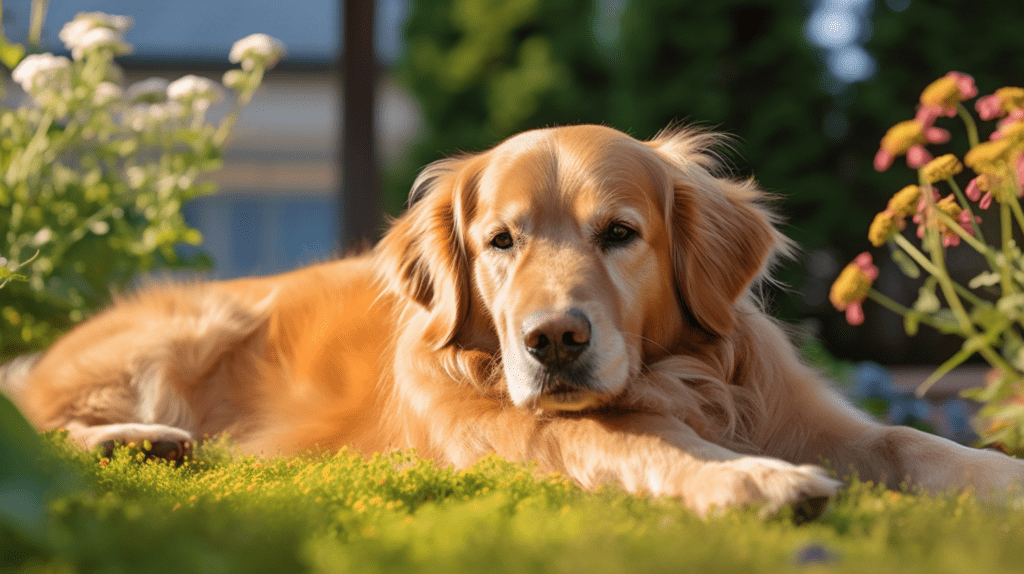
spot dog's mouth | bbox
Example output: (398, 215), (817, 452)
(531, 380), (606, 411)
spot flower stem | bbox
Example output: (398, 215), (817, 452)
(931, 208), (996, 264)
(866, 288), (952, 332)
(1001, 202), (1015, 296)
(893, 233), (986, 307)
(28, 0), (48, 48)
(921, 185), (979, 338)
(214, 66), (265, 147)
(946, 176), (985, 242)
(957, 103), (980, 149)
(1008, 194), (1024, 237)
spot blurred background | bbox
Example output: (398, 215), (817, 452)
(2, 0), (1022, 367)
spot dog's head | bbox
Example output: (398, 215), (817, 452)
(377, 125), (786, 411)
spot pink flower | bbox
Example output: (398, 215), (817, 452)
(917, 72), (978, 122)
(874, 120), (950, 171)
(977, 94), (1003, 121)
(906, 145), (934, 169)
(915, 105), (942, 126)
(991, 109), (1024, 140)
(915, 193), (976, 247)
(975, 87), (1024, 121)
(966, 175), (995, 210)
(830, 252), (878, 326)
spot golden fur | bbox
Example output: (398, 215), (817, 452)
(8, 125), (1024, 517)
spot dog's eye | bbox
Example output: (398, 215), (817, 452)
(490, 232), (514, 250)
(598, 223), (637, 249)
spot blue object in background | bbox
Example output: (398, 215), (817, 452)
(852, 361), (898, 402)
(943, 398), (977, 445)
(851, 361), (978, 445)
(182, 195), (337, 279)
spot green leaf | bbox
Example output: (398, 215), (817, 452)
(0, 392), (85, 548)
(890, 247), (920, 279)
(904, 311), (921, 337)
(0, 37), (26, 70)
(913, 277), (940, 313)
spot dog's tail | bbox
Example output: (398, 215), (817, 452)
(0, 352), (42, 403)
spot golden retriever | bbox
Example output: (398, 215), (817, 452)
(6, 124), (1024, 517)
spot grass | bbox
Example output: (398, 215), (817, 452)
(3, 429), (1024, 574)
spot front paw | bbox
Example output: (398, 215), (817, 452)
(681, 457), (843, 519)
(957, 448), (1024, 501)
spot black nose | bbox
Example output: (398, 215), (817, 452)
(522, 310), (591, 371)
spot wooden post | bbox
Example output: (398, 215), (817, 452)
(339, 0), (381, 251)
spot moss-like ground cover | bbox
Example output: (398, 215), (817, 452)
(3, 427), (1024, 574)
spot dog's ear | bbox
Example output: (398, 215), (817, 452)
(647, 129), (790, 337)
(375, 156), (479, 349)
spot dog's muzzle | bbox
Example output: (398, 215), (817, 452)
(521, 309), (602, 411)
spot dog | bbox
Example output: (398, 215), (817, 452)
(6, 124), (1023, 518)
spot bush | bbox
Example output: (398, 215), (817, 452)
(0, 7), (284, 360)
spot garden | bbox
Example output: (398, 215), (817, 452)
(4, 2), (1024, 572)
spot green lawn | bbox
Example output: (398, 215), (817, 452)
(4, 418), (1024, 574)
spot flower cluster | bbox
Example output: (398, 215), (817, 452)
(1, 8), (285, 356)
(229, 33), (287, 71)
(10, 53), (71, 96)
(57, 11), (133, 60)
(838, 71), (1024, 453)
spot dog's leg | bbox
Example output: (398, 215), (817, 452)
(447, 409), (843, 518)
(15, 286), (273, 461)
(765, 368), (1024, 499)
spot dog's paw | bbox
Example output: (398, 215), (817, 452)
(953, 448), (1024, 501)
(70, 423), (194, 463)
(682, 457), (843, 519)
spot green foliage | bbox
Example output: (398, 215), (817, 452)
(0, 9), (276, 360)
(396, 1), (1024, 328)
(0, 393), (84, 549)
(5, 435), (1024, 573)
(395, 1), (845, 290)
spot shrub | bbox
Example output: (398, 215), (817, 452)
(0, 6), (284, 360)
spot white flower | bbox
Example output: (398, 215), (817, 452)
(31, 228), (53, 247)
(167, 75), (225, 110)
(60, 12), (133, 39)
(229, 33), (286, 71)
(93, 82), (123, 107)
(10, 53), (72, 94)
(69, 27), (133, 60)
(59, 12), (133, 60)
(121, 102), (184, 131)
(126, 166), (148, 188)
(125, 78), (169, 104)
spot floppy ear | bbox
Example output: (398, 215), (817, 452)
(647, 129), (790, 337)
(375, 156), (478, 349)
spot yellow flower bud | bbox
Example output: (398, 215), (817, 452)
(829, 253), (877, 319)
(887, 185), (922, 218)
(920, 76), (960, 109)
(868, 210), (900, 247)
(995, 87), (1024, 113)
(1001, 121), (1024, 143)
(879, 120), (927, 155)
(965, 139), (1014, 174)
(921, 154), (963, 183)
(936, 195), (962, 219)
